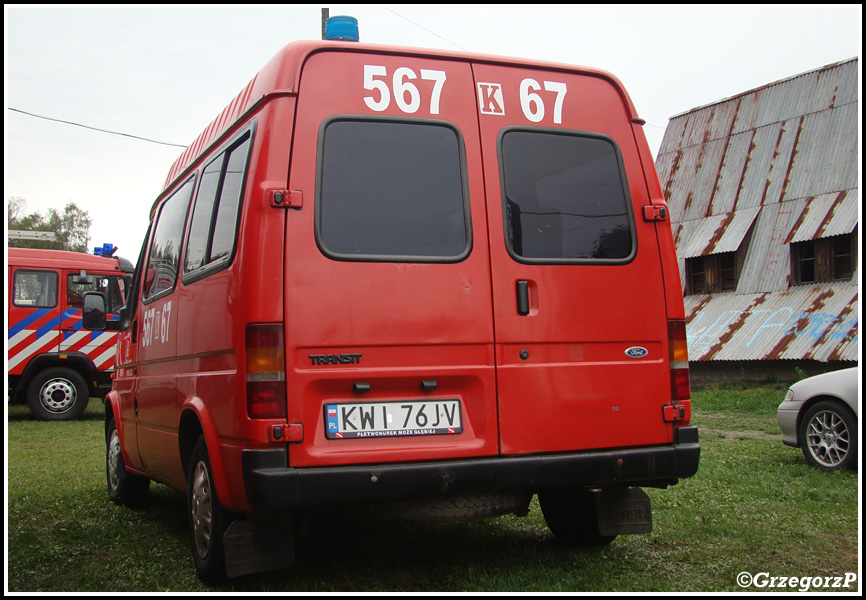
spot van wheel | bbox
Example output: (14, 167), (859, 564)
(188, 436), (229, 583)
(538, 486), (617, 546)
(27, 367), (89, 420)
(106, 418), (150, 506)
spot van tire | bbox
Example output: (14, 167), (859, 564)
(188, 436), (229, 584)
(27, 367), (89, 420)
(538, 486), (617, 546)
(106, 418), (150, 506)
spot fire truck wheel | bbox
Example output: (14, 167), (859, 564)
(538, 486), (617, 546)
(106, 418), (150, 506)
(26, 367), (90, 421)
(188, 436), (229, 584)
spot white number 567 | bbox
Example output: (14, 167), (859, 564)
(363, 65), (447, 115)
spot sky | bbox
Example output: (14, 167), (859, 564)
(4, 4), (862, 260)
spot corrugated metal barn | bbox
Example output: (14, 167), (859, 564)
(655, 57), (859, 382)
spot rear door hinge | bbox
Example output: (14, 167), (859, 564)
(270, 189), (303, 209)
(269, 422), (304, 443)
(662, 403), (686, 423)
(642, 204), (667, 222)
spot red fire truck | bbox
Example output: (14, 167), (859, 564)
(85, 22), (699, 582)
(8, 246), (132, 420)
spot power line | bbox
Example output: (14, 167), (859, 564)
(379, 12), (667, 132)
(386, 8), (469, 51)
(8, 107), (188, 148)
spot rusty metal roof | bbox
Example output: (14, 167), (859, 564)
(657, 58), (859, 363)
(685, 283), (858, 362)
(659, 57), (858, 239)
(680, 206), (760, 258)
(786, 189), (858, 243)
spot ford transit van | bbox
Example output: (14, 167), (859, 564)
(86, 37), (699, 582)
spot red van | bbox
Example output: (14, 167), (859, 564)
(85, 36), (698, 582)
(8, 247), (132, 420)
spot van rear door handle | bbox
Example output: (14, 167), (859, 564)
(516, 280), (530, 316)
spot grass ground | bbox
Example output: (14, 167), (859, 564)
(6, 383), (859, 592)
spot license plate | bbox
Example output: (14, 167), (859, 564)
(324, 400), (462, 439)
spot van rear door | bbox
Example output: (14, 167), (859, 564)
(472, 63), (673, 454)
(285, 50), (498, 467)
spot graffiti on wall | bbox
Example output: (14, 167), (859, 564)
(687, 303), (859, 358)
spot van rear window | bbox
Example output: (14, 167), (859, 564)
(500, 130), (634, 262)
(318, 119), (469, 261)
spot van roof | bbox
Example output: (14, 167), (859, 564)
(160, 40), (641, 209)
(8, 247), (127, 272)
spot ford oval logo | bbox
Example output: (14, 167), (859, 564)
(625, 346), (649, 359)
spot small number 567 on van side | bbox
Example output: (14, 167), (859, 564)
(85, 35), (699, 583)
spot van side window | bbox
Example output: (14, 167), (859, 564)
(13, 270), (58, 308)
(143, 177), (195, 300)
(184, 133), (252, 273)
(500, 130), (634, 262)
(318, 119), (469, 261)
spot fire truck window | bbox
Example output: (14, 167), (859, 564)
(319, 120), (468, 261)
(501, 130), (634, 262)
(67, 274), (125, 313)
(184, 134), (251, 273)
(13, 270), (58, 308)
(144, 177), (194, 300)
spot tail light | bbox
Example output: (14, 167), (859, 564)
(246, 323), (287, 419)
(668, 319), (690, 401)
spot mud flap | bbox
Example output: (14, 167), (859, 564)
(223, 518), (294, 578)
(596, 487), (652, 537)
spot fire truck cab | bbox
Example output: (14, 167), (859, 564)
(8, 247), (132, 420)
(85, 31), (699, 582)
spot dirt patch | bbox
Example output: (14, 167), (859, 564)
(694, 412), (780, 441)
(699, 427), (779, 440)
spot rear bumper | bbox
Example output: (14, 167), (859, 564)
(242, 427), (700, 512)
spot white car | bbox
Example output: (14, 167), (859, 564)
(777, 367), (859, 471)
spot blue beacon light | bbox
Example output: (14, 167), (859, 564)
(94, 243), (116, 257)
(325, 15), (360, 42)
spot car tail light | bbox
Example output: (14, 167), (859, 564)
(668, 319), (690, 401)
(246, 323), (287, 419)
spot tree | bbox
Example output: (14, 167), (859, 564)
(7, 197), (92, 253)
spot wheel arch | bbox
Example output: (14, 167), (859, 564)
(20, 353), (100, 397)
(179, 398), (245, 511)
(104, 390), (123, 441)
(795, 394), (856, 445)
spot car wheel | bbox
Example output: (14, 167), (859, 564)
(188, 436), (228, 583)
(799, 400), (858, 471)
(27, 367), (89, 420)
(538, 486), (617, 546)
(106, 418), (150, 505)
